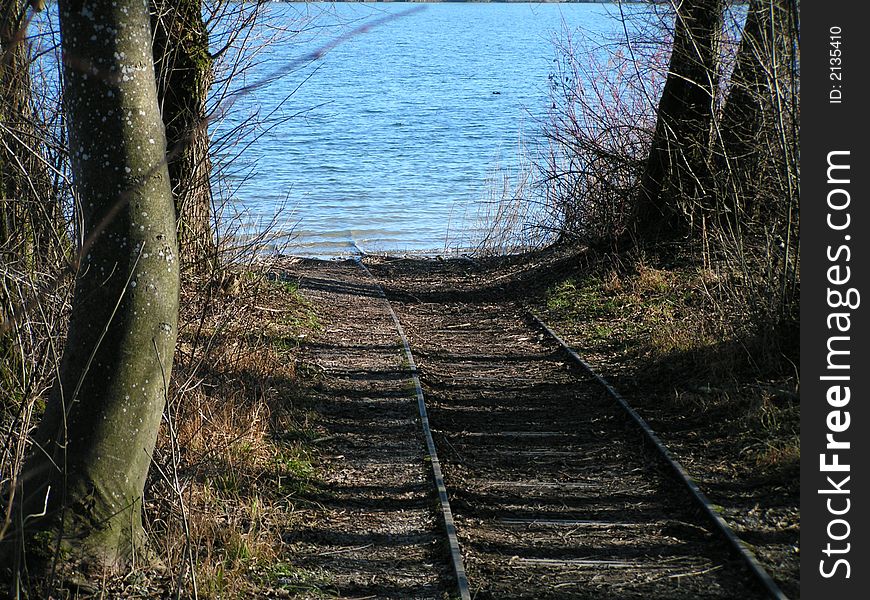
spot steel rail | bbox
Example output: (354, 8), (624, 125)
(354, 258), (472, 600)
(527, 312), (789, 600)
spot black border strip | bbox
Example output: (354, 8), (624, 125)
(802, 1), (868, 597)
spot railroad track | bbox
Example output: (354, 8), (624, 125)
(354, 257), (787, 600)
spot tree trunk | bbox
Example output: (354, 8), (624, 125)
(1, 0), (56, 256)
(717, 0), (795, 221)
(1, 0), (38, 393)
(150, 0), (214, 267)
(1, 0), (31, 252)
(633, 0), (723, 242)
(5, 0), (179, 574)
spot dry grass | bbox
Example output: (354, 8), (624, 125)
(1, 256), (325, 598)
(546, 259), (715, 357)
(538, 250), (799, 592)
(543, 255), (799, 474)
(142, 266), (322, 598)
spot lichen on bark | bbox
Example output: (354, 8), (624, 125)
(3, 0), (180, 576)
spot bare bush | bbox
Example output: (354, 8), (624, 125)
(541, 20), (664, 248)
(541, 0), (799, 369)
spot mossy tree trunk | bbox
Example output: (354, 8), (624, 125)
(633, 0), (723, 243)
(717, 0), (796, 222)
(1, 0), (31, 253)
(150, 0), (214, 267)
(6, 0), (179, 574)
(1, 0), (42, 394)
(1, 0), (55, 257)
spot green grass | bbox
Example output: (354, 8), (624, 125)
(267, 277), (322, 333)
(540, 259), (799, 477)
(545, 263), (723, 360)
(248, 562), (336, 597)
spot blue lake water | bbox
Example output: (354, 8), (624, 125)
(28, 2), (631, 257)
(214, 1), (626, 257)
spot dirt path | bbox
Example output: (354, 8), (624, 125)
(278, 255), (774, 599)
(279, 259), (451, 599)
(367, 256), (767, 599)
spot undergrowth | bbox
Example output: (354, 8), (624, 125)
(543, 255), (799, 477)
(143, 266), (323, 598)
(539, 252), (800, 595)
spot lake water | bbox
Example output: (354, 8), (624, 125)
(28, 2), (630, 257)
(214, 1), (626, 257)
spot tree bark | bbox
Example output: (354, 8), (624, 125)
(1, 0), (56, 255)
(633, 0), (723, 242)
(1, 0), (31, 252)
(717, 0), (796, 221)
(150, 0), (214, 266)
(5, 0), (179, 573)
(1, 0), (40, 393)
